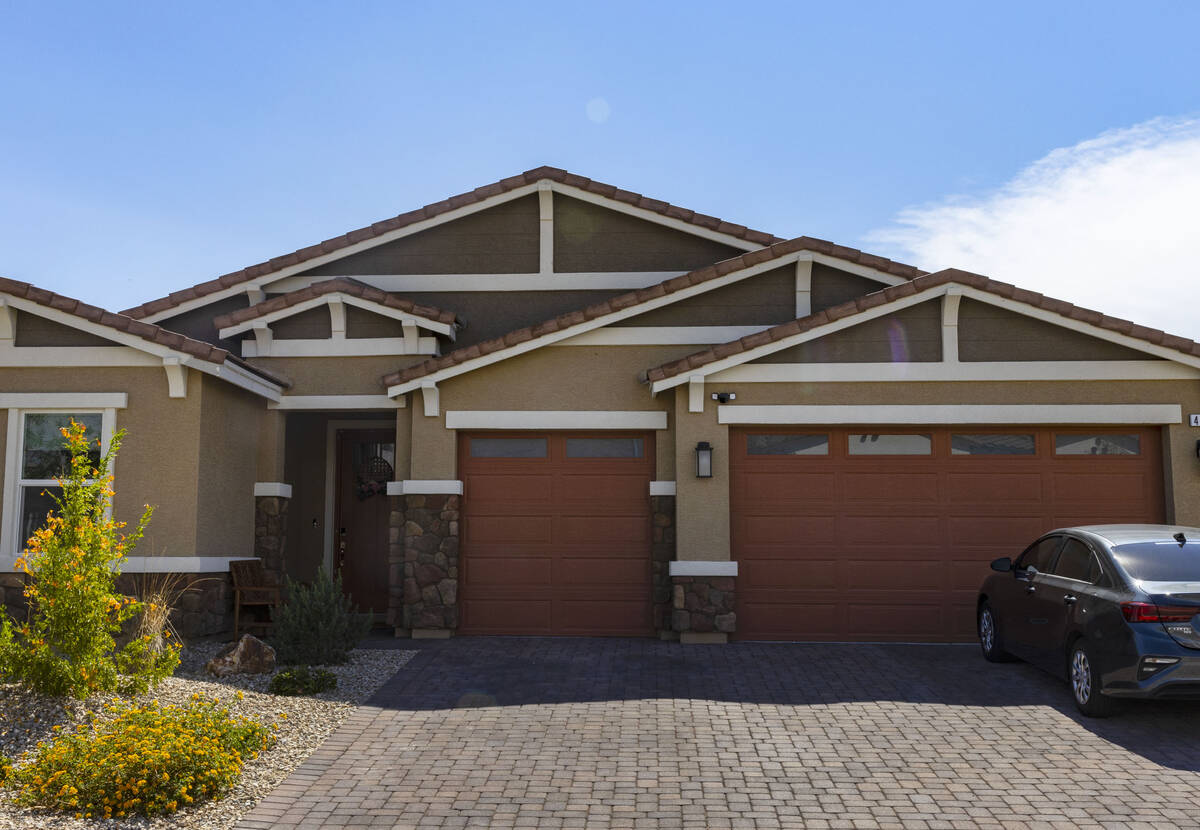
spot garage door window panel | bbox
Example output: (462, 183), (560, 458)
(847, 433), (932, 456)
(951, 433), (1036, 456)
(1054, 433), (1141, 456)
(565, 437), (644, 458)
(747, 434), (830, 456)
(469, 437), (548, 458)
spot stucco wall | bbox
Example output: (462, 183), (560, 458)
(195, 375), (262, 557)
(247, 356), (419, 396)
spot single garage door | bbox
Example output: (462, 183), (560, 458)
(731, 427), (1164, 642)
(459, 432), (654, 636)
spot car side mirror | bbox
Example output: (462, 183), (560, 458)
(990, 557), (1012, 572)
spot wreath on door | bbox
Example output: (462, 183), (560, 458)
(355, 455), (393, 500)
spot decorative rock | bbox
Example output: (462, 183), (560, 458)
(206, 634), (277, 676)
(396, 493), (461, 633)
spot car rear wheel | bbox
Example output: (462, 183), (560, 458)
(978, 602), (1015, 663)
(1069, 641), (1118, 718)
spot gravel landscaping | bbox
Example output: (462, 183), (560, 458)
(0, 639), (415, 830)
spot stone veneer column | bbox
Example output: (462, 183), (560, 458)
(400, 493), (460, 636)
(672, 574), (736, 643)
(650, 494), (676, 637)
(253, 495), (289, 584)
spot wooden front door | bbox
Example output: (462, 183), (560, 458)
(335, 428), (395, 614)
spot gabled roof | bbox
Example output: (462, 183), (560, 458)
(643, 268), (1200, 388)
(0, 276), (288, 392)
(212, 278), (459, 334)
(381, 237), (925, 392)
(121, 166), (790, 322)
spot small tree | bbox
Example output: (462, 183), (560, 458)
(271, 568), (370, 665)
(0, 420), (179, 698)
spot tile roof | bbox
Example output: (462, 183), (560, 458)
(643, 268), (1200, 384)
(381, 237), (925, 388)
(0, 276), (289, 388)
(121, 166), (789, 321)
(212, 278), (459, 332)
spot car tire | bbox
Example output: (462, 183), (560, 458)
(978, 602), (1015, 663)
(1068, 640), (1118, 718)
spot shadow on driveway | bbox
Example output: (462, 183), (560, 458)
(365, 635), (1200, 772)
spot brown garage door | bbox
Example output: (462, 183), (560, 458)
(731, 427), (1165, 642)
(459, 432), (654, 636)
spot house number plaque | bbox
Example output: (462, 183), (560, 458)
(1191, 414), (1200, 427)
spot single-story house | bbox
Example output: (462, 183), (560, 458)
(3, 167), (1198, 642)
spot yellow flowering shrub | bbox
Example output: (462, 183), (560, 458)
(0, 421), (179, 698)
(0, 754), (11, 785)
(8, 697), (275, 818)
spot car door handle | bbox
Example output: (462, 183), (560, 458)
(1063, 594), (1077, 605)
(1025, 585), (1036, 594)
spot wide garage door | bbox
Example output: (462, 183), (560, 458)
(459, 432), (654, 636)
(731, 427), (1164, 642)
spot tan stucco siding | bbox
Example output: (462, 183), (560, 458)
(0, 367), (203, 559)
(612, 266), (796, 328)
(301, 195), (540, 276)
(673, 386), (729, 561)
(553, 196), (743, 273)
(195, 375), (262, 557)
(753, 299), (943, 364)
(256, 409), (287, 482)
(248, 356), (421, 396)
(408, 346), (696, 480)
(958, 298), (1158, 362)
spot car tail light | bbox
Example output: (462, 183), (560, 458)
(1121, 602), (1200, 623)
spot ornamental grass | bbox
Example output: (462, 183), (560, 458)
(7, 696), (276, 818)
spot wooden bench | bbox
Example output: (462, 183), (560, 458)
(229, 559), (281, 637)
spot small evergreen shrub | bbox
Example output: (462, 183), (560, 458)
(268, 666), (337, 696)
(0, 421), (179, 698)
(8, 696), (275, 818)
(271, 568), (370, 665)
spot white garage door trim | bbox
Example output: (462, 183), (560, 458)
(717, 404), (1183, 425)
(446, 410), (668, 430)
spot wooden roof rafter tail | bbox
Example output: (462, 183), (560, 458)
(121, 166), (794, 324)
(0, 276), (289, 398)
(381, 238), (927, 395)
(642, 268), (1200, 391)
(213, 277), (460, 338)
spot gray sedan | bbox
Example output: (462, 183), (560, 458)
(977, 524), (1200, 717)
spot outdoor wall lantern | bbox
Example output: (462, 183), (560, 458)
(695, 441), (713, 478)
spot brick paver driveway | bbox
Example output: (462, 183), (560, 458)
(239, 638), (1200, 829)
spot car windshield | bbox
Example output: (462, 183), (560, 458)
(1111, 540), (1200, 582)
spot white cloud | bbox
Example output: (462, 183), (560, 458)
(868, 117), (1200, 340)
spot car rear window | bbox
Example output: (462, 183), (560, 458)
(1111, 541), (1200, 582)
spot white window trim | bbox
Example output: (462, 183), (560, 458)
(268, 395), (404, 411)
(2, 405), (120, 560)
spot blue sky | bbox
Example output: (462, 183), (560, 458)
(2, 2), (1199, 333)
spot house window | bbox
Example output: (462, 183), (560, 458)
(4, 410), (113, 556)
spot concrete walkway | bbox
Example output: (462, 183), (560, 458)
(238, 637), (1200, 829)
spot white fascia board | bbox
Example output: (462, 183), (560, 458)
(253, 482), (293, 498)
(549, 182), (766, 252)
(444, 410), (668, 430)
(0, 392), (129, 409)
(553, 325), (771, 346)
(386, 480), (464, 496)
(0, 344), (160, 367)
(241, 336), (438, 358)
(716, 403), (1184, 426)
(218, 294), (453, 340)
(669, 560), (738, 577)
(956, 286), (1200, 370)
(649, 480), (677, 496)
(387, 253), (808, 396)
(709, 361), (1200, 384)
(265, 271), (687, 293)
(199, 360), (282, 402)
(806, 252), (908, 287)
(649, 288), (944, 394)
(141, 183), (542, 323)
(269, 395), (402, 410)
(1, 555), (257, 574)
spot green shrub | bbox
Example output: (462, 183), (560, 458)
(8, 696), (275, 819)
(271, 568), (369, 665)
(0, 421), (179, 698)
(268, 666), (338, 696)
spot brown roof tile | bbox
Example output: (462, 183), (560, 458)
(211, 278), (459, 332)
(641, 268), (1200, 384)
(0, 277), (286, 388)
(123, 167), (791, 320)
(379, 237), (929, 388)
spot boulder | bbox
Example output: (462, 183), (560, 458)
(206, 634), (277, 677)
